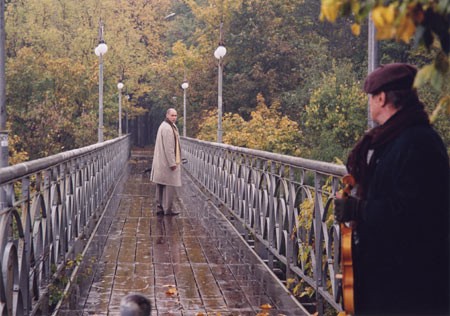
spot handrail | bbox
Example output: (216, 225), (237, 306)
(0, 135), (130, 315)
(0, 136), (129, 185)
(181, 136), (347, 314)
(182, 137), (346, 176)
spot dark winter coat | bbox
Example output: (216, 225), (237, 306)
(353, 124), (449, 315)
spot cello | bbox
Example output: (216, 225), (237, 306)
(338, 174), (356, 315)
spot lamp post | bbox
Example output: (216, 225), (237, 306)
(181, 79), (189, 137)
(214, 23), (226, 143)
(117, 82), (124, 136)
(368, 14), (379, 129)
(125, 94), (130, 134)
(95, 20), (108, 142)
(0, 0), (7, 209)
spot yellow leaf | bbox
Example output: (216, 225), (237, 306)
(372, 5), (397, 39)
(397, 16), (416, 43)
(320, 0), (342, 22)
(350, 0), (360, 15)
(165, 287), (177, 295)
(351, 23), (361, 36)
(372, 5), (396, 27)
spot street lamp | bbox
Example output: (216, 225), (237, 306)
(181, 80), (189, 137)
(214, 25), (226, 143)
(117, 82), (124, 136)
(95, 20), (108, 142)
(0, 0), (8, 209)
(125, 94), (130, 134)
(368, 14), (379, 129)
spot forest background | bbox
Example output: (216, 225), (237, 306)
(5, 0), (450, 165)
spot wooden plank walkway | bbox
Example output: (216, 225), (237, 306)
(58, 148), (308, 316)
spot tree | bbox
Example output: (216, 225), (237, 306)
(320, 0), (450, 118)
(197, 93), (303, 156)
(225, 0), (332, 115)
(5, 0), (172, 159)
(7, 123), (29, 165)
(302, 60), (367, 162)
(7, 48), (98, 157)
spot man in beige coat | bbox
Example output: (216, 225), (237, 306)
(150, 108), (182, 216)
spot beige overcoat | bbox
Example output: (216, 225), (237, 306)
(150, 120), (182, 187)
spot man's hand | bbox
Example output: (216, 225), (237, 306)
(170, 166), (177, 171)
(334, 196), (363, 223)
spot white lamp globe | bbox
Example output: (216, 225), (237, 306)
(97, 42), (108, 55)
(214, 45), (227, 59)
(181, 82), (189, 90)
(95, 46), (101, 56)
(117, 82), (124, 90)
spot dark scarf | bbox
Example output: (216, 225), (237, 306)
(346, 102), (430, 198)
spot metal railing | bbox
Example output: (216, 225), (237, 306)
(181, 137), (347, 314)
(0, 135), (130, 315)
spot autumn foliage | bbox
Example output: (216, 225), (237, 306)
(197, 94), (303, 156)
(320, 0), (450, 118)
(4, 0), (450, 164)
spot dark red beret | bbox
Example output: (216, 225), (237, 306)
(363, 63), (418, 94)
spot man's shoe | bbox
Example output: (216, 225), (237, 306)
(166, 211), (179, 216)
(156, 210), (164, 216)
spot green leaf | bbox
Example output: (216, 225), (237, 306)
(414, 64), (434, 88)
(438, 0), (450, 14)
(430, 68), (444, 91)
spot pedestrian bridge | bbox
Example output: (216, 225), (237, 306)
(0, 135), (348, 315)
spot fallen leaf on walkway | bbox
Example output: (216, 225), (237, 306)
(256, 313), (269, 316)
(165, 287), (177, 296)
(195, 313), (205, 316)
(260, 303), (273, 310)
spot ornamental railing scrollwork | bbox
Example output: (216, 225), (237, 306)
(0, 135), (130, 315)
(181, 137), (347, 314)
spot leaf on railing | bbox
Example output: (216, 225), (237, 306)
(290, 223), (298, 240)
(300, 286), (315, 298)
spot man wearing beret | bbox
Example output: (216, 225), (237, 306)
(334, 63), (449, 314)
